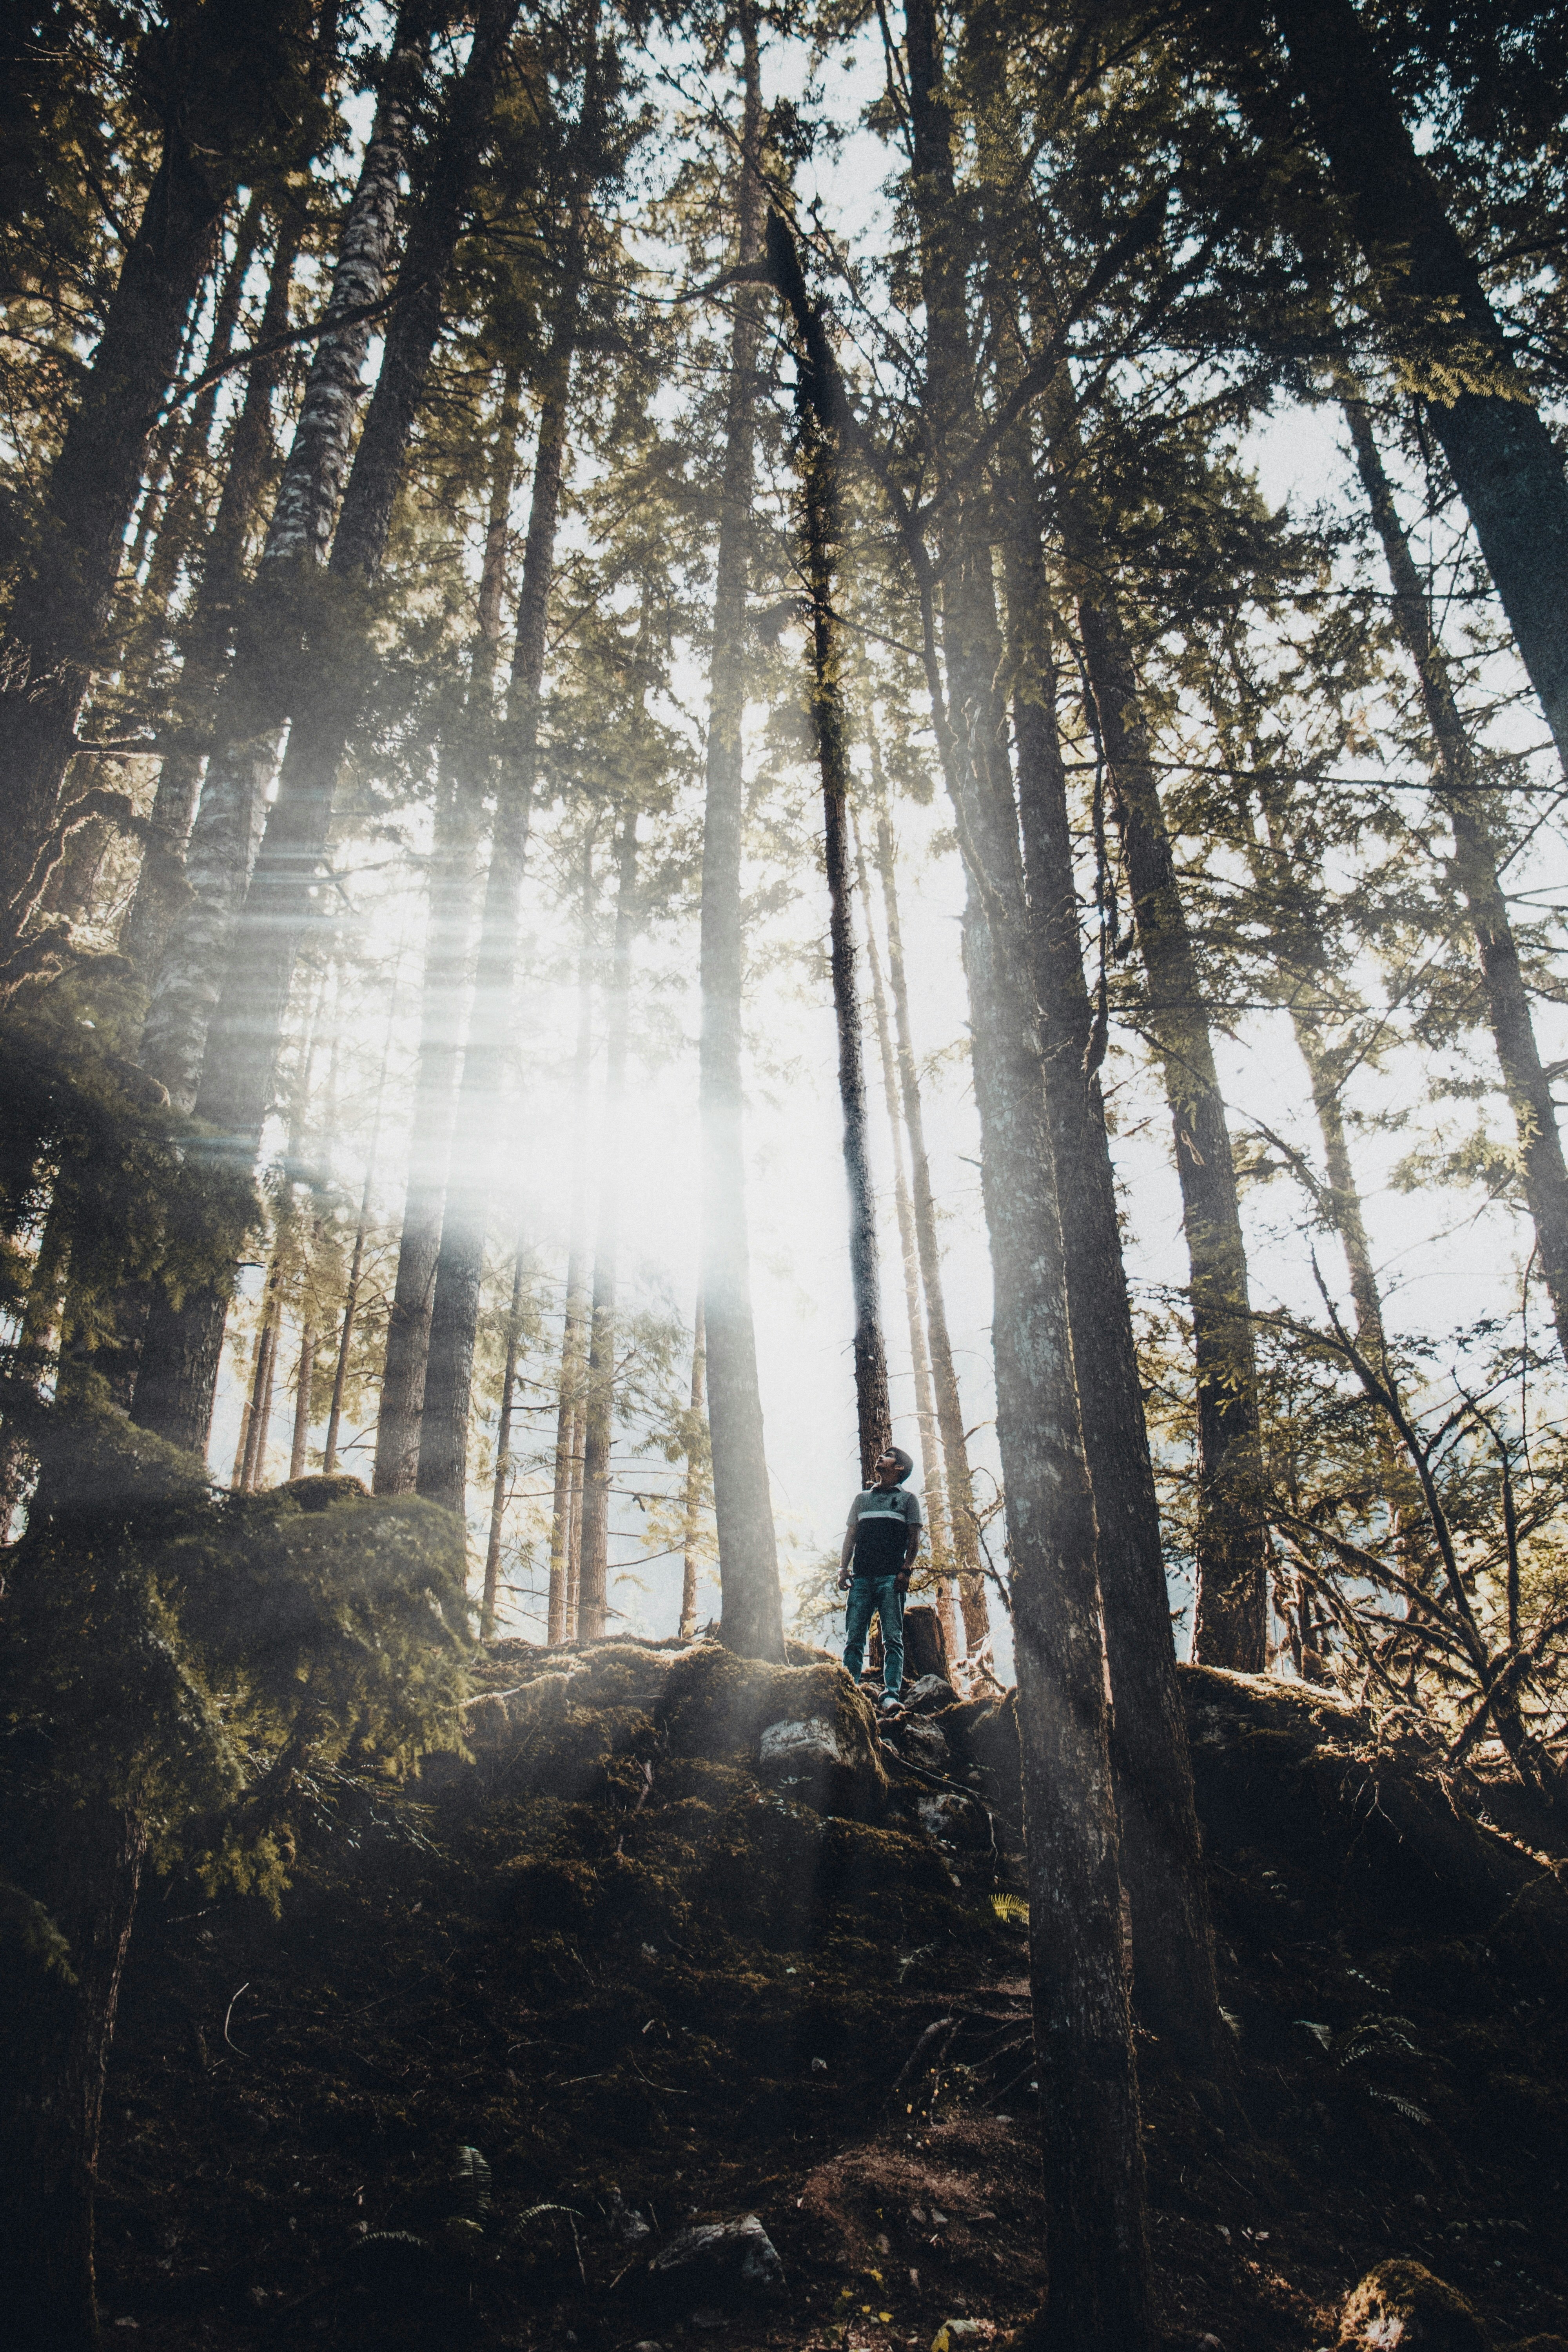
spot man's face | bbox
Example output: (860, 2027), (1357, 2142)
(875, 1452), (900, 1485)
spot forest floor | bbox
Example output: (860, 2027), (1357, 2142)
(97, 1639), (1568, 2352)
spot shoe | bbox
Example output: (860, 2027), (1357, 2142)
(878, 1693), (902, 1715)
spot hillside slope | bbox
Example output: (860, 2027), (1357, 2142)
(93, 1642), (1568, 2350)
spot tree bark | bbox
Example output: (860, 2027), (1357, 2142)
(482, 1242), (528, 1641)
(1002, 483), (1231, 2080)
(289, 1322), (315, 1479)
(869, 753), (989, 1648)
(374, 362), (524, 1492)
(853, 798), (957, 1652)
(1341, 388), (1568, 1360)
(417, 102), (595, 1516)
(576, 809), (639, 1642)
(699, 0), (785, 1663)
(793, 337), (890, 1483)
(679, 1296), (708, 1640)
(0, 0), (313, 951)
(1245, 0), (1568, 768)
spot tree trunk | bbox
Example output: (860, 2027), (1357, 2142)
(1247, 0), (1568, 768)
(289, 1322), (315, 1479)
(121, 188), (309, 983)
(870, 758), (989, 1650)
(482, 1242), (528, 1641)
(853, 798), (957, 1652)
(417, 114), (594, 1516)
(0, 0), (313, 951)
(137, 9), (431, 1112)
(323, 993), (396, 1476)
(22, 1806), (147, 2352)
(374, 362), (524, 1493)
(1341, 388), (1568, 1360)
(241, 1290), (280, 1492)
(548, 866), (597, 1643)
(1049, 415), (1269, 1671)
(897, 11), (1153, 2332)
(679, 1296), (708, 1640)
(699, 1), (785, 1663)
(576, 809), (639, 1643)
(1002, 486), (1232, 2081)
(794, 342), (890, 1482)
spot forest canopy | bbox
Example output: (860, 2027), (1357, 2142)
(3, 0), (1568, 2344)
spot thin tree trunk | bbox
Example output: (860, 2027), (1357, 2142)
(0, 0), (312, 951)
(792, 331), (890, 1483)
(576, 809), (639, 1643)
(1245, 0), (1568, 768)
(324, 992), (397, 1475)
(288, 1324), (315, 1479)
(548, 869), (597, 1643)
(482, 1241), (528, 1641)
(375, 362), (524, 1492)
(241, 1291), (280, 1492)
(566, 1404), (585, 1641)
(23, 1806), (147, 2352)
(679, 1296), (708, 1640)
(1341, 388), (1568, 1360)
(870, 755), (989, 1650)
(852, 799), (956, 1650)
(1002, 483), (1232, 2081)
(699, 0), (784, 1662)
(121, 187), (310, 982)
(0, 1199), (72, 1536)
(417, 40), (599, 1518)
(137, 187), (268, 626)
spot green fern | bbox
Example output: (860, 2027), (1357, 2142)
(450, 2144), (492, 2226)
(991, 1891), (1029, 1927)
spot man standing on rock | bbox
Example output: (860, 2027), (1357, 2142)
(838, 1446), (923, 1713)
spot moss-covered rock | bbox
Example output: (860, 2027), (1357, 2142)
(1338, 2259), (1488, 2350)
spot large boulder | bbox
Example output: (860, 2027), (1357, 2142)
(1338, 2260), (1487, 2350)
(662, 1643), (888, 1817)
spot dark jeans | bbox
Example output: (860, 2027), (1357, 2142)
(843, 1575), (904, 1698)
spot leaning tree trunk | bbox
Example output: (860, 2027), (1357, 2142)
(699, 1), (785, 1662)
(679, 1297), (708, 1640)
(1341, 388), (1568, 1362)
(790, 309), (890, 1484)
(0, 0), (314, 954)
(1238, 0), (1568, 770)
(853, 799), (958, 1652)
(576, 809), (640, 1643)
(1002, 473), (1232, 2083)
(375, 363), (524, 1493)
(417, 123), (594, 1517)
(870, 753), (989, 1650)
